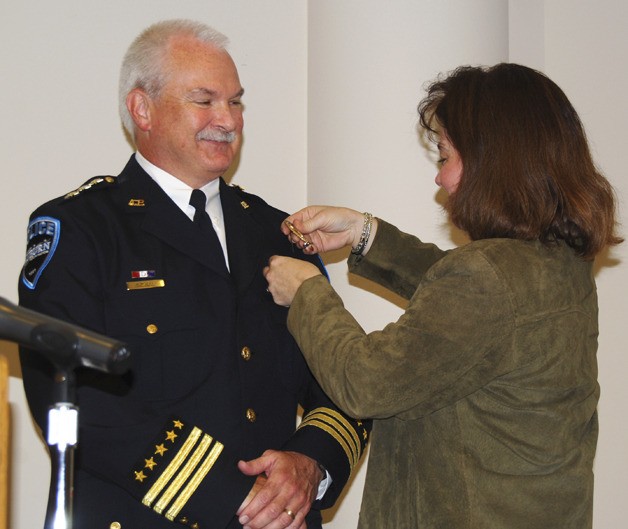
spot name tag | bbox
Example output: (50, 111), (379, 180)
(126, 279), (166, 290)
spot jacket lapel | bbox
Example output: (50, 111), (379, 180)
(117, 157), (230, 277)
(220, 180), (264, 293)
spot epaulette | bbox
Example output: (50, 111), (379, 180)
(64, 176), (117, 200)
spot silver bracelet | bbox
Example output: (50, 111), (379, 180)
(351, 212), (373, 255)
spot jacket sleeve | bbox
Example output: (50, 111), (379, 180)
(287, 228), (516, 422)
(348, 219), (450, 299)
(281, 353), (370, 509)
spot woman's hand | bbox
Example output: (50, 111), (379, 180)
(264, 256), (321, 307)
(282, 206), (373, 254)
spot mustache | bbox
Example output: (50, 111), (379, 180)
(196, 129), (237, 143)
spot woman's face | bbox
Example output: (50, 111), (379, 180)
(435, 134), (463, 194)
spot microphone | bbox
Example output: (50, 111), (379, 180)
(0, 296), (131, 374)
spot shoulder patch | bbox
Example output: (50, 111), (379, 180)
(21, 216), (61, 290)
(64, 176), (116, 199)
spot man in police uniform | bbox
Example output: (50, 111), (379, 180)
(19, 19), (369, 529)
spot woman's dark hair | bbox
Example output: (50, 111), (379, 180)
(418, 63), (622, 259)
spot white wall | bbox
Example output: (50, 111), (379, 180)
(540, 3), (628, 527)
(1, 2), (626, 528)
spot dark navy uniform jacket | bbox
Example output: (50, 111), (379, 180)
(19, 156), (370, 529)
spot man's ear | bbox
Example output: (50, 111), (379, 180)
(126, 89), (152, 132)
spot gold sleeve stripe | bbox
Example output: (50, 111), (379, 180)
(304, 408), (362, 452)
(165, 441), (224, 521)
(153, 434), (212, 514)
(299, 408), (363, 466)
(142, 427), (203, 508)
(301, 418), (357, 468)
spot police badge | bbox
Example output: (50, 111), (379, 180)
(22, 216), (61, 290)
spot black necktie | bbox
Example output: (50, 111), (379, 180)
(189, 189), (228, 273)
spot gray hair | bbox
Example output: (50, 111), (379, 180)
(119, 19), (229, 138)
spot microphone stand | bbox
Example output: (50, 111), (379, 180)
(29, 325), (83, 529)
(44, 366), (77, 529)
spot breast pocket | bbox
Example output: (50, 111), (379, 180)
(105, 287), (222, 402)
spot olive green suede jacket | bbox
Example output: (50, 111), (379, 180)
(288, 220), (599, 529)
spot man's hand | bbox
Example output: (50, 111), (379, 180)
(237, 450), (323, 529)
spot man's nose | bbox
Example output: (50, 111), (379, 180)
(211, 102), (239, 131)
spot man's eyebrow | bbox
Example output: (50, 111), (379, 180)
(189, 87), (245, 98)
(188, 88), (217, 99)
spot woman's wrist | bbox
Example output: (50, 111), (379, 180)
(351, 212), (374, 256)
(362, 217), (377, 255)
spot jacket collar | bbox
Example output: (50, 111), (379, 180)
(117, 156), (262, 289)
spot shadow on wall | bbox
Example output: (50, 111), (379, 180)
(593, 246), (621, 276)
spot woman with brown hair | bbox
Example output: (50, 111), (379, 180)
(263, 63), (622, 528)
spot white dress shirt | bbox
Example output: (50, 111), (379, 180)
(135, 152), (230, 270)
